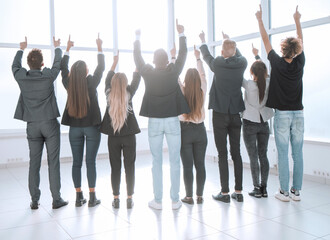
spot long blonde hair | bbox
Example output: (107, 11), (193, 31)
(182, 68), (204, 122)
(108, 73), (130, 134)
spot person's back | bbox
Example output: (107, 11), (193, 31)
(199, 31), (247, 203)
(12, 37), (68, 210)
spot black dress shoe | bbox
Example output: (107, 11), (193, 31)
(127, 198), (134, 209)
(30, 201), (39, 210)
(112, 198), (120, 209)
(212, 193), (230, 203)
(52, 198), (69, 209)
(181, 197), (194, 205)
(231, 192), (244, 202)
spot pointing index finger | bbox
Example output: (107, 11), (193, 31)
(296, 5), (298, 12)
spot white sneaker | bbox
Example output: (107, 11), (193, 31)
(290, 188), (301, 201)
(275, 190), (290, 202)
(172, 200), (182, 210)
(148, 199), (162, 210)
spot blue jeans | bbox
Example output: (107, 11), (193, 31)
(148, 117), (181, 202)
(274, 110), (304, 192)
(69, 126), (101, 189)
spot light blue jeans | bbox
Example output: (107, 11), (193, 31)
(274, 110), (304, 192)
(148, 117), (181, 202)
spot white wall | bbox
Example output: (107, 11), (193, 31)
(1, 128), (329, 184)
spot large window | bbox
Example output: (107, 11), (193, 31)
(1, 0), (330, 142)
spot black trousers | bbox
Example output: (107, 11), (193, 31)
(26, 119), (61, 201)
(108, 134), (136, 196)
(180, 122), (207, 197)
(212, 111), (243, 193)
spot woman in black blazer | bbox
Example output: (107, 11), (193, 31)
(61, 35), (104, 207)
(100, 53), (141, 209)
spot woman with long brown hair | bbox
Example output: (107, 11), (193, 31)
(174, 46), (207, 204)
(61, 34), (104, 207)
(242, 44), (274, 199)
(100, 53), (141, 209)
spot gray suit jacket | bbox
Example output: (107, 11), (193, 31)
(200, 44), (247, 114)
(12, 48), (62, 122)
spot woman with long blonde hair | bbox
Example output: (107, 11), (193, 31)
(61, 34), (104, 208)
(174, 46), (208, 205)
(100, 53), (141, 209)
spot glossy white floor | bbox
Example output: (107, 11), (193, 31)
(1, 152), (330, 240)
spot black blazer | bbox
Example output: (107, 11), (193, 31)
(100, 71), (141, 136)
(12, 48), (62, 122)
(134, 36), (190, 118)
(61, 53), (105, 127)
(200, 44), (247, 114)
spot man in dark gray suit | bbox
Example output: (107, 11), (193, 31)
(199, 32), (247, 203)
(12, 37), (68, 210)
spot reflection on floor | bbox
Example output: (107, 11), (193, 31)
(0, 152), (330, 240)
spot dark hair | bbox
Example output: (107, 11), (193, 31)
(182, 68), (204, 122)
(153, 48), (168, 68)
(250, 61), (267, 103)
(66, 60), (90, 118)
(280, 37), (303, 59)
(27, 49), (43, 70)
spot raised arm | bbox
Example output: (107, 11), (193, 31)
(256, 5), (272, 54)
(105, 52), (119, 93)
(12, 37), (27, 77)
(91, 33), (105, 88)
(61, 35), (74, 88)
(173, 19), (187, 74)
(294, 6), (303, 49)
(199, 31), (216, 72)
(50, 36), (62, 80)
(133, 29), (147, 73)
(194, 45), (206, 93)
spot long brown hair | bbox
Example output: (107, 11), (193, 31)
(182, 68), (204, 121)
(250, 61), (267, 103)
(66, 60), (90, 118)
(108, 73), (129, 134)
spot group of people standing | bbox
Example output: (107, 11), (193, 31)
(12, 5), (305, 210)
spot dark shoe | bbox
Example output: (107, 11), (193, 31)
(52, 198), (69, 209)
(181, 197), (194, 205)
(30, 201), (39, 210)
(231, 192), (244, 202)
(248, 187), (262, 198)
(260, 186), (268, 198)
(127, 198), (134, 209)
(196, 196), (204, 204)
(112, 198), (120, 209)
(212, 192), (230, 203)
(88, 192), (101, 207)
(75, 191), (87, 207)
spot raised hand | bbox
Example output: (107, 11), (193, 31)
(135, 29), (141, 36)
(53, 36), (61, 48)
(222, 31), (229, 39)
(293, 5), (301, 21)
(256, 4), (262, 21)
(66, 35), (74, 52)
(96, 33), (103, 52)
(252, 43), (259, 56)
(194, 45), (201, 59)
(170, 43), (176, 58)
(199, 31), (205, 43)
(176, 19), (184, 34)
(20, 36), (27, 50)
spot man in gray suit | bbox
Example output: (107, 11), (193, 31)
(12, 37), (68, 209)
